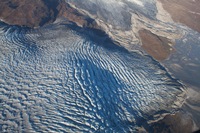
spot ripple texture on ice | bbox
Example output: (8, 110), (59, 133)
(0, 24), (183, 132)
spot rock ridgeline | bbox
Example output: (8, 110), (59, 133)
(1, 0), (199, 63)
(0, 0), (98, 28)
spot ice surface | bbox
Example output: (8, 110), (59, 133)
(0, 23), (184, 132)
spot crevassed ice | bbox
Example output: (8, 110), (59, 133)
(0, 24), (183, 132)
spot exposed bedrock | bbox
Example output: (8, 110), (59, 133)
(159, 0), (200, 33)
(0, 0), (58, 28)
(0, 0), (200, 132)
(0, 0), (98, 28)
(139, 29), (174, 61)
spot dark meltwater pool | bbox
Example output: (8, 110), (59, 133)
(0, 23), (185, 132)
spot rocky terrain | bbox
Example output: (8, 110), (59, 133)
(139, 29), (174, 61)
(0, 0), (58, 27)
(0, 0), (189, 62)
(0, 0), (98, 28)
(159, 0), (200, 33)
(0, 0), (200, 132)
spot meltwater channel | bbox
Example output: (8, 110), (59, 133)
(0, 23), (184, 132)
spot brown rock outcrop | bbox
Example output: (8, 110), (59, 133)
(159, 0), (200, 33)
(0, 0), (59, 28)
(139, 29), (174, 61)
(57, 1), (98, 28)
(0, 0), (98, 28)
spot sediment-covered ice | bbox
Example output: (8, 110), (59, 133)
(65, 0), (157, 30)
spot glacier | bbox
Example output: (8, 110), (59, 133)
(0, 22), (185, 132)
